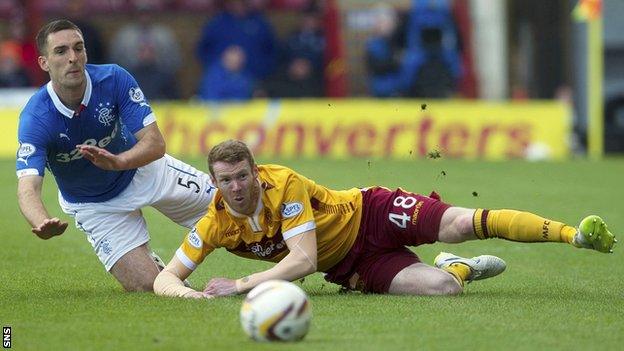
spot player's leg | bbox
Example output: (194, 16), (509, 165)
(388, 263), (462, 295)
(437, 207), (477, 242)
(388, 254), (506, 295)
(332, 246), (463, 295)
(109, 243), (160, 291)
(438, 207), (616, 252)
(59, 193), (162, 291)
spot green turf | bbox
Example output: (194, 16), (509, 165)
(1, 157), (623, 350)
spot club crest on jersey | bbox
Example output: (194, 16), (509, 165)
(281, 202), (303, 218)
(95, 102), (116, 126)
(17, 142), (36, 165)
(188, 228), (202, 249)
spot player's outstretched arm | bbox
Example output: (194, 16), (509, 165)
(17, 175), (68, 240)
(153, 255), (210, 299)
(204, 230), (318, 297)
(77, 122), (166, 171)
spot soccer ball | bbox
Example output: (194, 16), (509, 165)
(240, 280), (311, 342)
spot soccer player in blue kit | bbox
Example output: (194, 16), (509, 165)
(16, 20), (215, 292)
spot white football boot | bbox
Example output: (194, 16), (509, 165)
(434, 252), (506, 282)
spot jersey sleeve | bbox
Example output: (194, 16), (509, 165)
(176, 216), (217, 270)
(113, 65), (156, 134)
(16, 112), (48, 178)
(281, 174), (316, 240)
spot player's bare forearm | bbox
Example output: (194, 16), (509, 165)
(77, 122), (165, 171)
(234, 232), (318, 294)
(154, 255), (209, 298)
(18, 176), (49, 226)
(235, 253), (316, 294)
(17, 176), (67, 239)
(117, 122), (166, 169)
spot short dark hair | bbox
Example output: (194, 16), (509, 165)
(36, 19), (83, 55)
(207, 140), (255, 177)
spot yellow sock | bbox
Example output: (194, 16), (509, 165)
(473, 209), (576, 244)
(443, 263), (471, 287)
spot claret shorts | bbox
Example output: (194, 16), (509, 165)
(324, 187), (452, 293)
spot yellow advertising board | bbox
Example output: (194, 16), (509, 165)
(2, 99), (571, 160)
(155, 100), (570, 160)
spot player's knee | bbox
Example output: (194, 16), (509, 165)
(121, 277), (155, 292)
(426, 273), (462, 296)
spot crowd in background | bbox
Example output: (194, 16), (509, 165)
(0, 0), (464, 101)
(366, 0), (462, 98)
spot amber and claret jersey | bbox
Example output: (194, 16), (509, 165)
(176, 165), (362, 272)
(176, 164), (363, 272)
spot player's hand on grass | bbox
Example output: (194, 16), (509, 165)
(204, 277), (238, 297)
(183, 290), (213, 299)
(77, 144), (127, 171)
(32, 217), (68, 239)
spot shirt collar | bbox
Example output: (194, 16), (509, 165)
(46, 69), (93, 118)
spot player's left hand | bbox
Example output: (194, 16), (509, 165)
(77, 144), (127, 170)
(203, 277), (238, 297)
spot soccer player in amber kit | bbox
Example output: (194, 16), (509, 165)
(154, 140), (616, 298)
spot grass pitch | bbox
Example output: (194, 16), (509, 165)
(1, 157), (623, 350)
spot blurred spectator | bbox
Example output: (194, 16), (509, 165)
(109, 5), (181, 74)
(260, 57), (323, 98)
(0, 41), (31, 87)
(281, 7), (325, 75)
(403, 0), (462, 97)
(1, 18), (43, 86)
(198, 45), (255, 102)
(195, 0), (277, 81)
(269, 0), (313, 9)
(131, 41), (180, 100)
(365, 4), (406, 97)
(67, 0), (107, 64)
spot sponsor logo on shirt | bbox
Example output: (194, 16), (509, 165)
(249, 239), (286, 258)
(224, 226), (245, 238)
(17, 142), (36, 165)
(188, 228), (202, 249)
(281, 202), (303, 218)
(55, 123), (119, 163)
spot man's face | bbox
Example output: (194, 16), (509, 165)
(38, 29), (87, 90)
(211, 159), (259, 216)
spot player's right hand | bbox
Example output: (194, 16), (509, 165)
(32, 217), (68, 240)
(76, 144), (126, 171)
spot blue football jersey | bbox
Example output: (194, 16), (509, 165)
(16, 64), (156, 203)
